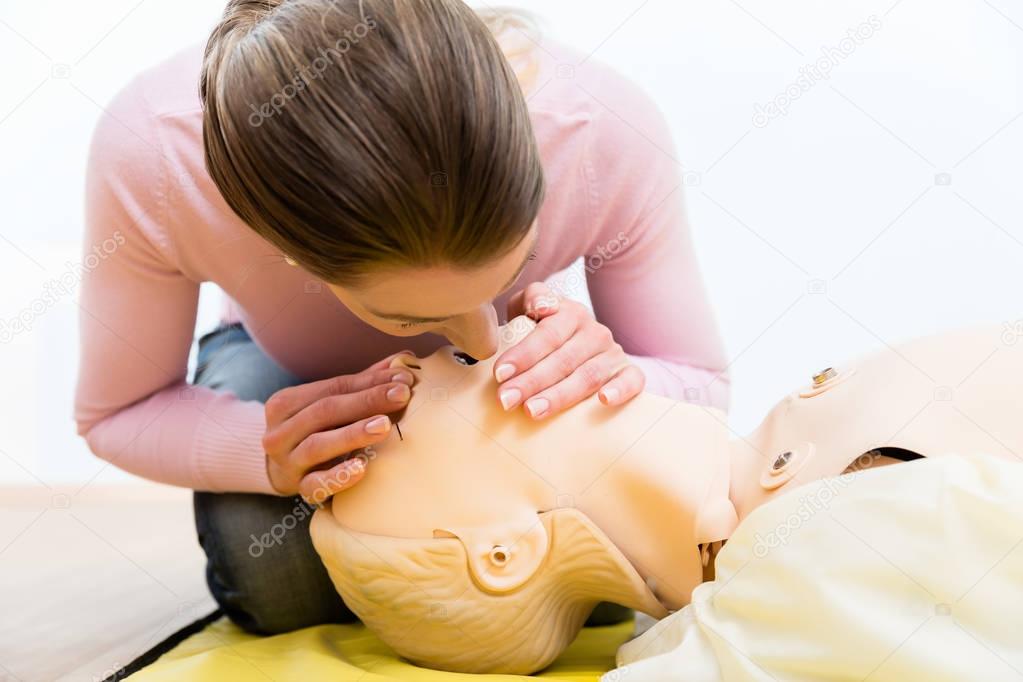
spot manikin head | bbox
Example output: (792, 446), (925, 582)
(310, 316), (737, 674)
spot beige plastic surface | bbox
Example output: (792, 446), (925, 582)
(311, 507), (667, 674)
(731, 322), (1023, 520)
(310, 318), (1022, 674)
(310, 316), (729, 672)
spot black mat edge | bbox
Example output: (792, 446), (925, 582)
(102, 609), (223, 681)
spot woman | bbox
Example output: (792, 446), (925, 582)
(73, 0), (728, 635)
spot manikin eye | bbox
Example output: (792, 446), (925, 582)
(453, 351), (478, 366)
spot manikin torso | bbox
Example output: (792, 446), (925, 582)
(321, 316), (734, 612)
(310, 317), (1022, 674)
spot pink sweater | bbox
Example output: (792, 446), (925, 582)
(74, 42), (729, 495)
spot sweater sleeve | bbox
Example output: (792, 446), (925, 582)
(73, 83), (276, 494)
(581, 74), (730, 410)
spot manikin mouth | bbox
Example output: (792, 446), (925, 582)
(453, 350), (479, 365)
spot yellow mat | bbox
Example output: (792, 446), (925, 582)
(130, 616), (634, 681)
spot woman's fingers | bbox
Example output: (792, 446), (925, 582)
(265, 378), (411, 455)
(261, 350), (418, 497)
(289, 413), (392, 472)
(298, 457), (368, 504)
(493, 301), (584, 389)
(496, 322), (608, 411)
(506, 281), (560, 321)
(264, 354), (416, 424)
(496, 288), (643, 420)
(368, 349), (418, 371)
(520, 347), (632, 419)
(597, 364), (646, 407)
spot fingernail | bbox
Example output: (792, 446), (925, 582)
(495, 363), (516, 382)
(366, 416), (390, 434)
(528, 297), (558, 317)
(391, 371), (413, 385)
(387, 384), (410, 402)
(347, 458), (365, 473)
(600, 387), (620, 405)
(499, 388), (522, 410)
(525, 397), (550, 419)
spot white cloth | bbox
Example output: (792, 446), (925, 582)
(606, 454), (1023, 682)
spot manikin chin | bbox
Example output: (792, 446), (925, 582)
(310, 315), (1023, 674)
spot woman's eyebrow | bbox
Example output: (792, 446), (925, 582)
(498, 235), (539, 293)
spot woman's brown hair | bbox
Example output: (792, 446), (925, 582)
(200, 0), (546, 286)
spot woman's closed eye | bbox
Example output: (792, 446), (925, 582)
(386, 248), (540, 333)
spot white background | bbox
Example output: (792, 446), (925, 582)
(0, 0), (1020, 485)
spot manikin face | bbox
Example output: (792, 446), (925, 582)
(729, 322), (1023, 520)
(325, 223), (539, 360)
(309, 316), (736, 674)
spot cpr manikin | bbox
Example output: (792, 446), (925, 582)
(310, 316), (1023, 674)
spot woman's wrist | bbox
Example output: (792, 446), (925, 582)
(192, 397), (279, 494)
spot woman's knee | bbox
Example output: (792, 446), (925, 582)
(193, 491), (356, 634)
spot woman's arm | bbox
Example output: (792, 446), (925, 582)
(583, 72), (730, 410)
(73, 84), (273, 493)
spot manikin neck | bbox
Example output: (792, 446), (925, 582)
(726, 437), (768, 525)
(722, 434), (904, 541)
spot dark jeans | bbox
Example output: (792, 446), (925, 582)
(191, 322), (631, 635)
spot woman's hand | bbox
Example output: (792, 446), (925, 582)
(260, 352), (416, 502)
(495, 282), (645, 419)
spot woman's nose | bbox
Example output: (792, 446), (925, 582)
(442, 304), (499, 360)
